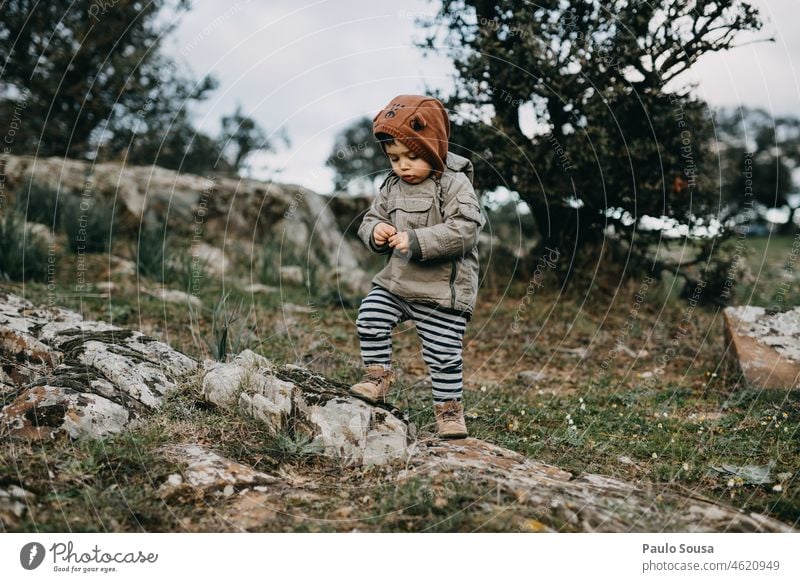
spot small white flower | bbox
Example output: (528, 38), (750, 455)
(651, 453), (658, 459)
(682, 462), (689, 471)
(772, 484), (783, 493)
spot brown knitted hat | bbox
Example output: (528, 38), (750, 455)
(372, 94), (451, 175)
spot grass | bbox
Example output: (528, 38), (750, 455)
(2, 233), (798, 532)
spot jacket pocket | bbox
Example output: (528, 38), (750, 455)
(456, 193), (484, 227)
(387, 196), (434, 230)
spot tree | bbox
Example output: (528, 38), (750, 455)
(326, 117), (391, 195)
(95, 63), (223, 174)
(417, 0), (766, 288)
(0, 0), (203, 159)
(0, 2), (280, 177)
(714, 106), (800, 235)
(219, 103), (288, 177)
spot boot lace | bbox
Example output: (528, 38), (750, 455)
(440, 402), (462, 420)
(361, 366), (391, 384)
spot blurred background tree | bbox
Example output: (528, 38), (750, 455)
(714, 106), (800, 236)
(0, 0), (274, 176)
(408, 0), (768, 290)
(326, 117), (388, 195)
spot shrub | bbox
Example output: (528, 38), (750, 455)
(14, 181), (60, 226)
(60, 194), (117, 254)
(187, 289), (256, 362)
(0, 208), (53, 282)
(131, 219), (172, 282)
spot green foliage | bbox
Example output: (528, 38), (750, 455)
(0, 208), (53, 282)
(0, 1), (274, 176)
(258, 237), (304, 286)
(419, 0), (764, 285)
(60, 194), (117, 254)
(326, 116), (390, 194)
(220, 103), (288, 175)
(265, 429), (325, 463)
(131, 220), (173, 282)
(14, 181), (60, 226)
(0, 0), (195, 159)
(714, 106), (800, 235)
(187, 289), (256, 362)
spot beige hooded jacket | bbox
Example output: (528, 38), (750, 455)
(357, 151), (486, 320)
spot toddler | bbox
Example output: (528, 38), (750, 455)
(349, 94), (486, 439)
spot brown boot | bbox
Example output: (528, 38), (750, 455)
(434, 399), (468, 439)
(349, 363), (396, 404)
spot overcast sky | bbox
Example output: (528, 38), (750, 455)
(166, 0), (800, 194)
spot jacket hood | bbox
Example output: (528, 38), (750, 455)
(444, 151), (474, 186)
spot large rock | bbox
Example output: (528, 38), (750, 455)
(203, 349), (294, 434)
(399, 437), (794, 532)
(723, 306), (800, 390)
(0, 291), (198, 439)
(200, 352), (414, 467)
(1, 154), (371, 297)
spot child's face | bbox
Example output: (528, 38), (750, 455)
(384, 141), (433, 184)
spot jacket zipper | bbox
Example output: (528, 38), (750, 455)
(449, 257), (458, 309)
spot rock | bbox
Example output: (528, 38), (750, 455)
(1, 384), (130, 439)
(0, 484), (35, 528)
(1, 154), (372, 295)
(107, 255), (137, 277)
(517, 370), (546, 385)
(158, 443), (279, 499)
(202, 349), (293, 436)
(710, 460), (776, 485)
(302, 191), (364, 276)
(280, 265), (304, 285)
(0, 291), (198, 439)
(141, 286), (203, 306)
(723, 306), (800, 390)
(28, 223), (59, 246)
(200, 356), (413, 466)
(220, 490), (279, 530)
(282, 302), (312, 314)
(557, 346), (591, 358)
(277, 366), (414, 467)
(189, 243), (229, 278)
(240, 282), (279, 294)
(94, 281), (117, 293)
(398, 438), (794, 532)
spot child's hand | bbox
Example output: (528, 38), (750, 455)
(373, 222), (397, 246)
(388, 231), (410, 253)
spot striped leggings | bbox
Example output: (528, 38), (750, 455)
(356, 285), (467, 402)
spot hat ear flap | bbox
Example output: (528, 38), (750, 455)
(409, 115), (427, 132)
